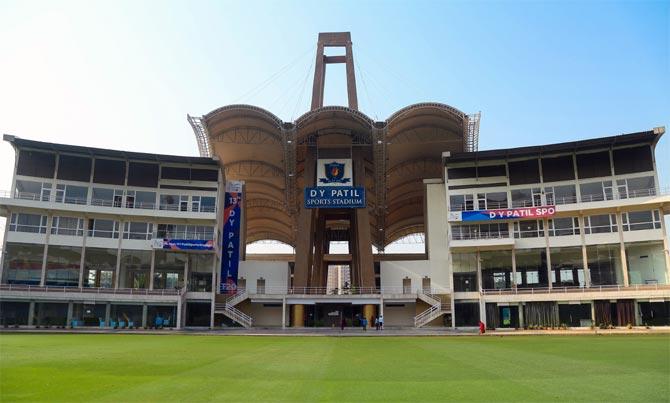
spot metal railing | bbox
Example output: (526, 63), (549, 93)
(1, 190), (216, 214)
(244, 286), (449, 296)
(0, 283), (182, 296)
(480, 283), (670, 295)
(451, 231), (510, 241)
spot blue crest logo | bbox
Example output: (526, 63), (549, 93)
(319, 161), (350, 184)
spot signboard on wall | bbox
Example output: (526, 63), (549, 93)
(317, 159), (353, 187)
(304, 186), (366, 209)
(220, 181), (243, 294)
(448, 206), (556, 222)
(151, 239), (214, 251)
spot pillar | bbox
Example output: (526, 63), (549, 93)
(634, 300), (641, 326)
(104, 303), (111, 326)
(518, 303), (525, 328)
(291, 304), (304, 327)
(149, 249), (156, 290)
(66, 302), (73, 326)
(479, 299), (486, 326)
(28, 301), (35, 327)
(282, 297), (286, 329)
(590, 301), (596, 326)
(142, 304), (148, 328)
(511, 249), (517, 290)
(176, 299), (183, 329)
(616, 212), (630, 286)
(363, 304), (376, 324)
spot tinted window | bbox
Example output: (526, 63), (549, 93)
(128, 162), (159, 187)
(190, 169), (218, 182)
(93, 159), (126, 185)
(477, 165), (506, 177)
(57, 155), (92, 182)
(17, 150), (55, 178)
(508, 159), (540, 185)
(448, 167), (476, 179)
(613, 146), (653, 175)
(541, 155), (574, 182)
(161, 167), (190, 180)
(577, 151), (611, 179)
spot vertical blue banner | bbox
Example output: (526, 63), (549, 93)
(220, 181), (243, 294)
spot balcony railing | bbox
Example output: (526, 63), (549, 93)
(0, 283), (182, 296)
(481, 283), (670, 295)
(1, 190), (216, 213)
(242, 286), (446, 295)
(451, 231), (510, 241)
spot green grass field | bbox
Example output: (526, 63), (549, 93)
(1, 334), (668, 402)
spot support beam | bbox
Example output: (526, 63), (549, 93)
(294, 151), (316, 288)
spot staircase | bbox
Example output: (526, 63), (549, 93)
(214, 290), (253, 328)
(414, 291), (451, 328)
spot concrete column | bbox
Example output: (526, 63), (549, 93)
(210, 254), (217, 329)
(149, 249), (156, 290)
(0, 209), (10, 282)
(291, 304), (304, 327)
(511, 249), (517, 290)
(577, 215), (590, 288)
(476, 250), (482, 291)
(66, 302), (73, 326)
(40, 215), (53, 286)
(114, 224), (123, 288)
(78, 218), (88, 287)
(518, 303), (525, 328)
(659, 207), (670, 284)
(590, 301), (596, 325)
(634, 300), (641, 326)
(183, 253), (190, 291)
(616, 212), (629, 286)
(104, 303), (111, 326)
(141, 304), (148, 328)
(543, 218), (552, 290)
(281, 297), (286, 329)
(28, 301), (35, 327)
(479, 298), (486, 326)
(176, 299), (183, 329)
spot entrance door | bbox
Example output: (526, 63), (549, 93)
(422, 277), (431, 293)
(403, 278), (412, 294)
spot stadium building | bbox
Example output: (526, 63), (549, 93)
(1, 32), (669, 329)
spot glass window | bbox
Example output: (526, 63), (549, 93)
(508, 159), (540, 185)
(545, 185), (576, 205)
(625, 241), (667, 285)
(514, 220), (544, 238)
(453, 253), (478, 292)
(123, 222), (153, 240)
(449, 194), (474, 211)
(481, 250), (513, 290)
(45, 245), (81, 287)
(88, 219), (120, 238)
(154, 251), (186, 290)
(127, 162), (159, 188)
(477, 192), (507, 210)
(51, 216), (84, 236)
(126, 190), (156, 209)
(57, 155), (92, 182)
(188, 254), (214, 292)
(119, 250), (151, 289)
(613, 146), (653, 175)
(576, 151), (611, 179)
(477, 165), (506, 177)
(541, 155), (575, 182)
(2, 242), (44, 284)
(451, 223), (508, 240)
(55, 184), (88, 205)
(84, 248), (118, 288)
(9, 213), (47, 234)
(91, 188), (124, 207)
(17, 150), (55, 178)
(159, 194), (188, 211)
(580, 181), (613, 202)
(584, 214), (618, 234)
(622, 210), (661, 231)
(93, 159), (126, 185)
(15, 180), (51, 201)
(448, 167), (476, 179)
(548, 217), (580, 236)
(586, 244), (623, 286)
(550, 247), (585, 287)
(515, 249), (548, 288)
(617, 176), (655, 199)
(511, 188), (541, 208)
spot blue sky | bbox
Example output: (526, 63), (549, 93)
(0, 0), (668, 241)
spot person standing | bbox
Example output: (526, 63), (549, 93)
(479, 320), (486, 335)
(340, 316), (346, 331)
(378, 314), (384, 331)
(374, 316), (379, 331)
(362, 317), (367, 331)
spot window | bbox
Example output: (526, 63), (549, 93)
(541, 155), (575, 182)
(84, 247), (117, 288)
(188, 254), (214, 292)
(93, 159), (126, 185)
(161, 167), (217, 182)
(51, 216), (84, 236)
(625, 241), (666, 285)
(449, 194), (474, 211)
(544, 185), (576, 205)
(584, 214), (618, 234)
(480, 250), (513, 290)
(576, 151), (611, 179)
(550, 247), (585, 287)
(616, 176), (655, 199)
(586, 244), (623, 286)
(159, 194), (188, 211)
(448, 167), (476, 179)
(55, 184), (88, 205)
(2, 243), (44, 285)
(477, 192), (508, 210)
(91, 188), (124, 207)
(9, 213), (47, 234)
(477, 165), (506, 177)
(17, 150), (55, 178)
(622, 210), (661, 232)
(123, 222), (153, 240)
(515, 249), (548, 288)
(15, 180), (51, 201)
(88, 219), (120, 238)
(57, 155), (92, 182)
(613, 146), (653, 175)
(156, 224), (214, 240)
(580, 181), (613, 202)
(548, 217), (580, 236)
(191, 196), (216, 212)
(511, 188), (542, 207)
(514, 220), (544, 238)
(127, 162), (159, 188)
(45, 245), (81, 286)
(119, 250), (151, 289)
(154, 251), (186, 290)
(125, 190), (156, 209)
(508, 159), (540, 185)
(453, 253), (478, 292)
(451, 223), (508, 240)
